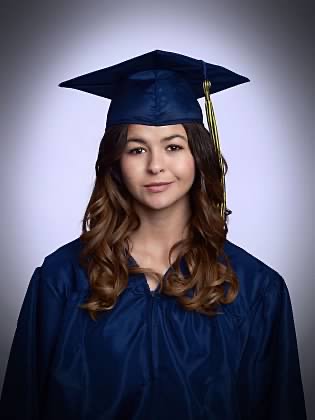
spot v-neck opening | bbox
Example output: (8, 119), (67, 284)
(127, 253), (173, 293)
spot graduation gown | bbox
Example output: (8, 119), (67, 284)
(0, 237), (307, 420)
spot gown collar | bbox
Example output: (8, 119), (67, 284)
(127, 253), (191, 296)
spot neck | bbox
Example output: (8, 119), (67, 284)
(128, 199), (191, 255)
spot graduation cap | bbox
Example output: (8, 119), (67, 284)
(58, 49), (250, 218)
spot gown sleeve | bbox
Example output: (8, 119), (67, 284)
(236, 273), (307, 420)
(0, 264), (66, 420)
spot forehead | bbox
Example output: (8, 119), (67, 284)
(127, 124), (186, 139)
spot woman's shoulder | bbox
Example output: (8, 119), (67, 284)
(37, 236), (87, 298)
(43, 236), (83, 266)
(222, 238), (286, 321)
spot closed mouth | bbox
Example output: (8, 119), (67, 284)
(145, 182), (173, 187)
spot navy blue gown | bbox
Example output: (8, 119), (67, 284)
(0, 237), (307, 419)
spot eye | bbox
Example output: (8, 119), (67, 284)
(128, 145), (184, 155)
(168, 145), (183, 152)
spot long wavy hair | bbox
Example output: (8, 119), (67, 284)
(78, 122), (239, 321)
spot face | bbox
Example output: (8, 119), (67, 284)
(119, 124), (195, 211)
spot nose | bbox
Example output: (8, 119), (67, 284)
(146, 150), (166, 173)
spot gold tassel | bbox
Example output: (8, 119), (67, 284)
(202, 79), (226, 219)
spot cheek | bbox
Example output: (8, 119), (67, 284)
(120, 156), (134, 176)
(120, 158), (142, 184)
(175, 156), (195, 178)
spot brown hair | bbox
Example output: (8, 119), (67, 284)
(78, 122), (239, 321)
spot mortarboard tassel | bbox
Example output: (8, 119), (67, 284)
(202, 72), (227, 220)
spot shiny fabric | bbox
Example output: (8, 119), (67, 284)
(0, 237), (307, 420)
(58, 49), (250, 129)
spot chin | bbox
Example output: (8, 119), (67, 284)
(142, 193), (188, 210)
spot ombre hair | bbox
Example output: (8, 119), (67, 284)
(78, 122), (239, 321)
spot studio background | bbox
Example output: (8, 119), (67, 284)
(0, 0), (313, 418)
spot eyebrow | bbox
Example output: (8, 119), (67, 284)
(126, 134), (187, 144)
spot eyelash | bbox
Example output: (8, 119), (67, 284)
(128, 145), (184, 155)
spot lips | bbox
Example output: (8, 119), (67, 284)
(144, 182), (174, 193)
(144, 182), (172, 187)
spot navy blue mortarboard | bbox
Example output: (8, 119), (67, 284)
(58, 49), (250, 218)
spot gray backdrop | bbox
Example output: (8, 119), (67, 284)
(1, 0), (314, 418)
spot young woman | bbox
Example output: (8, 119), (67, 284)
(0, 50), (307, 420)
